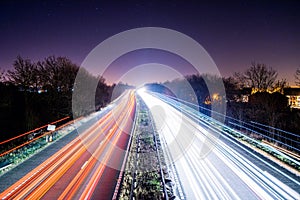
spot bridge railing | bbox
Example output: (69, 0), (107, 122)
(0, 117), (78, 175)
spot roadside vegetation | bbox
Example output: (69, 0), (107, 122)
(118, 96), (176, 200)
(0, 56), (115, 142)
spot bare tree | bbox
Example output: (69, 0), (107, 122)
(235, 62), (278, 92)
(0, 68), (5, 83)
(273, 79), (287, 93)
(38, 56), (79, 92)
(295, 68), (300, 86)
(7, 56), (37, 90)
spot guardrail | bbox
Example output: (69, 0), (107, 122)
(0, 117), (72, 157)
(0, 116), (85, 175)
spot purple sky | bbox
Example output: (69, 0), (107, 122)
(0, 1), (299, 85)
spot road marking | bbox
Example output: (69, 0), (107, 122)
(81, 161), (89, 170)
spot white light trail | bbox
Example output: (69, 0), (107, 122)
(138, 91), (300, 200)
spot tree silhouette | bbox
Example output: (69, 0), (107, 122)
(295, 68), (300, 86)
(37, 56), (79, 91)
(235, 62), (278, 92)
(7, 56), (37, 91)
(223, 77), (241, 102)
(1, 55), (113, 137)
(247, 92), (289, 140)
(0, 68), (5, 83)
(95, 76), (110, 108)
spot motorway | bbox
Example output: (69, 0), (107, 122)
(0, 91), (136, 200)
(138, 91), (300, 200)
(1, 89), (299, 200)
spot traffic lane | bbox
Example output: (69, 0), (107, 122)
(43, 117), (117, 199)
(139, 92), (299, 199)
(155, 91), (300, 195)
(0, 92), (132, 199)
(179, 103), (300, 198)
(78, 95), (135, 199)
(0, 135), (84, 199)
(0, 105), (114, 195)
(52, 93), (135, 199)
(90, 114), (135, 200)
(153, 105), (258, 199)
(6, 110), (115, 199)
(61, 116), (129, 199)
(163, 101), (298, 199)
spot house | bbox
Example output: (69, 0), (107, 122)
(228, 87), (300, 109)
(230, 87), (251, 102)
(283, 87), (300, 109)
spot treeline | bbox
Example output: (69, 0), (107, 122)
(1, 57), (299, 142)
(161, 63), (300, 134)
(0, 56), (120, 142)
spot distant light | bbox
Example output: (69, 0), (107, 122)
(136, 87), (146, 95)
(212, 93), (219, 100)
(38, 89), (47, 94)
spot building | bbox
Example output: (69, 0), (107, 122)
(229, 87), (300, 109)
(283, 87), (300, 109)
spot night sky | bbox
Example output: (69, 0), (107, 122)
(0, 0), (299, 85)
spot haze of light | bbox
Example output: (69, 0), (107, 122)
(116, 63), (183, 87)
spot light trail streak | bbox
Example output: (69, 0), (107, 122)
(59, 95), (135, 199)
(154, 91), (300, 184)
(0, 91), (136, 199)
(138, 91), (300, 199)
(6, 110), (115, 199)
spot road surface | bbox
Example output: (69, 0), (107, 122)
(139, 91), (300, 200)
(0, 91), (136, 200)
(1, 90), (299, 200)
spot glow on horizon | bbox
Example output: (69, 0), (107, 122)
(109, 63), (185, 87)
